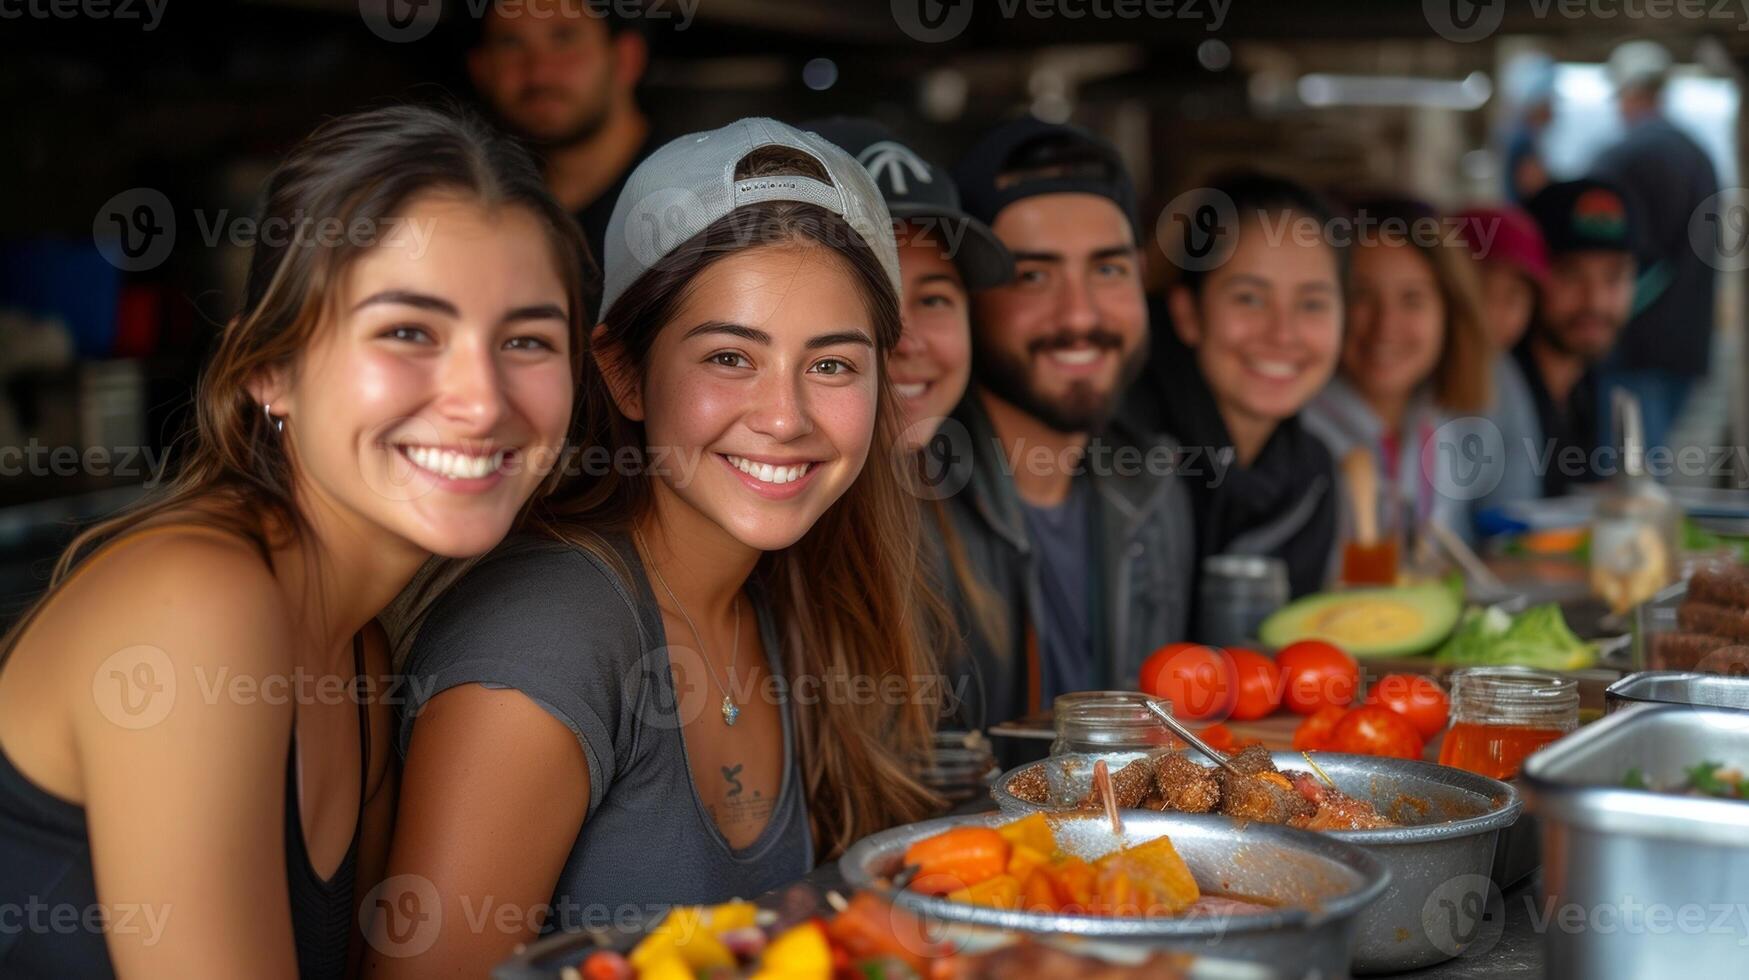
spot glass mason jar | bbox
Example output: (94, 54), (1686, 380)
(1437, 667), (1579, 780)
(1050, 691), (1179, 766)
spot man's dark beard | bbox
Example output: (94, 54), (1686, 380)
(1535, 312), (1615, 364)
(973, 328), (1146, 434)
(497, 88), (610, 150)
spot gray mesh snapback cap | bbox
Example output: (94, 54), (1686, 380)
(599, 117), (902, 318)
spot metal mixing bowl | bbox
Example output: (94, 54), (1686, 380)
(991, 751), (1521, 974)
(839, 810), (1390, 979)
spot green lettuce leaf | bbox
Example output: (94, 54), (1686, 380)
(1434, 603), (1596, 670)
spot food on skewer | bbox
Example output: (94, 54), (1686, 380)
(1014, 749), (1401, 831)
(1650, 561), (1749, 674)
(1688, 564), (1749, 609)
(1072, 759), (1153, 811)
(1676, 601), (1749, 644)
(1151, 751), (1221, 814)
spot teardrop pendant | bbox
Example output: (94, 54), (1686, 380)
(722, 696), (740, 726)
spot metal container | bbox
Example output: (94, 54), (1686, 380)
(1521, 704), (1749, 980)
(840, 810), (1390, 979)
(1604, 671), (1749, 714)
(992, 751), (1521, 974)
(1199, 554), (1290, 647)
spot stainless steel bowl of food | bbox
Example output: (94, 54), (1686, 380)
(1522, 703), (1749, 980)
(839, 810), (1390, 979)
(991, 749), (1520, 974)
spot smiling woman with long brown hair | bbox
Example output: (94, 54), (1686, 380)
(0, 104), (585, 979)
(374, 119), (954, 979)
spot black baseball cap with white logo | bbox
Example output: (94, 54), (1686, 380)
(952, 115), (1141, 239)
(802, 117), (1014, 291)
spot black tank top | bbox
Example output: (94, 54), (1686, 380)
(0, 633), (371, 979)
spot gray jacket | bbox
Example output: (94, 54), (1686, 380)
(930, 395), (1196, 730)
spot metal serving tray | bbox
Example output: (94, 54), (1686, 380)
(839, 810), (1389, 979)
(1521, 704), (1749, 980)
(1604, 671), (1749, 714)
(991, 751), (1519, 974)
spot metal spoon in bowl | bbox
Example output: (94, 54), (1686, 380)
(1144, 699), (1244, 777)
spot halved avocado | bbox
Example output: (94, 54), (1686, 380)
(1259, 584), (1462, 657)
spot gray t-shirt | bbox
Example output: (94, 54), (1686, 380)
(1020, 479), (1093, 702)
(397, 532), (812, 930)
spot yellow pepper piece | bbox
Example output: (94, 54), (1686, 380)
(701, 900), (759, 933)
(751, 921), (832, 979)
(946, 872), (1022, 910)
(996, 812), (1057, 857)
(638, 906), (734, 971)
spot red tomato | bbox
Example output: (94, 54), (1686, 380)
(1364, 674), (1451, 739)
(1196, 723), (1237, 752)
(1292, 704), (1348, 752)
(1329, 705), (1425, 760)
(1275, 641), (1360, 715)
(1226, 648), (1282, 721)
(1139, 643), (1234, 721)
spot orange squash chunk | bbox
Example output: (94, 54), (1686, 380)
(946, 873), (1022, 910)
(1097, 835), (1200, 914)
(996, 813), (1058, 857)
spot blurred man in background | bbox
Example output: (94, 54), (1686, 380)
(1589, 40), (1719, 456)
(942, 118), (1194, 730)
(1521, 179), (1638, 497)
(466, 0), (653, 309)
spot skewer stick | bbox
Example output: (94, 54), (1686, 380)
(1303, 751), (1338, 789)
(1145, 700), (1243, 776)
(1092, 759), (1123, 836)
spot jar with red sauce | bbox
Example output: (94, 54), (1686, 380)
(1437, 668), (1578, 780)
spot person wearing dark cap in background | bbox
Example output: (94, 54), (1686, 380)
(1588, 40), (1720, 456)
(465, 0), (655, 312)
(1520, 178), (1639, 497)
(944, 116), (1195, 731)
(803, 118), (1013, 449)
(1456, 205), (1551, 517)
(803, 117), (1015, 731)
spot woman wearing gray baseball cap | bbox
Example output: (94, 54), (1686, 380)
(376, 118), (955, 977)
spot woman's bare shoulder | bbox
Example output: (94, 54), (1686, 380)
(22, 521), (296, 700)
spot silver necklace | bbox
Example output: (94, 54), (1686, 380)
(639, 533), (743, 726)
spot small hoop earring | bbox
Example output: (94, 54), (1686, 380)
(263, 402), (284, 434)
